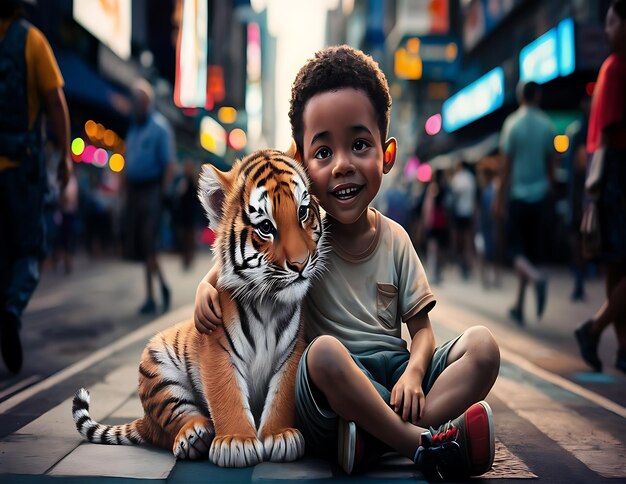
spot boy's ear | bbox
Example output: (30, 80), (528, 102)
(383, 137), (397, 174)
(285, 138), (303, 163)
(198, 163), (233, 229)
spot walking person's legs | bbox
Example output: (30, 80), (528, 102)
(575, 262), (626, 372)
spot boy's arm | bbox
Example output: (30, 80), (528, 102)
(194, 262), (223, 333)
(390, 310), (436, 424)
(405, 311), (436, 383)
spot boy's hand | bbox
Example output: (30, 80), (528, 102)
(194, 279), (223, 334)
(390, 372), (425, 425)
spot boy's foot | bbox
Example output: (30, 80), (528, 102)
(574, 320), (602, 372)
(0, 311), (23, 374)
(535, 279), (548, 319)
(616, 350), (626, 374)
(161, 284), (171, 313)
(139, 299), (157, 315)
(414, 400), (495, 480)
(508, 307), (524, 326)
(338, 419), (363, 475)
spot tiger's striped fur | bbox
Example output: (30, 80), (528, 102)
(72, 149), (326, 467)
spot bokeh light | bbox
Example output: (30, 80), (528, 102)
(218, 106), (237, 124)
(404, 156), (419, 179)
(103, 129), (117, 147)
(71, 137), (85, 156)
(554, 135), (569, 153)
(94, 148), (109, 167)
(228, 128), (247, 151)
(586, 82), (596, 97)
(81, 145), (96, 163)
(417, 163), (433, 183)
(425, 114), (442, 136)
(84, 120), (97, 138)
(109, 153), (125, 172)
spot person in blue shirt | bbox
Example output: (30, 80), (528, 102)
(123, 79), (175, 315)
(495, 80), (557, 326)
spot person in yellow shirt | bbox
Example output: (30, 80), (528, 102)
(0, 0), (72, 374)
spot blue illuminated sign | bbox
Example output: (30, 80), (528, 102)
(442, 67), (504, 133)
(520, 18), (575, 84)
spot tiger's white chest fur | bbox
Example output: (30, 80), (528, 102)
(225, 299), (302, 427)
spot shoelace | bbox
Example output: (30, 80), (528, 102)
(431, 425), (458, 446)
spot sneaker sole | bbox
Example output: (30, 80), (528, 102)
(338, 419), (355, 475)
(469, 401), (495, 475)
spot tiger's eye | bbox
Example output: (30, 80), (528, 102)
(299, 206), (309, 221)
(259, 220), (273, 235)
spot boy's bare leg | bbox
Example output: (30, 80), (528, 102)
(307, 335), (424, 459)
(418, 326), (500, 427)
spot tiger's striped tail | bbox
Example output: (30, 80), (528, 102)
(72, 388), (145, 445)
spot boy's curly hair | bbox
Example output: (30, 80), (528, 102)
(289, 45), (392, 155)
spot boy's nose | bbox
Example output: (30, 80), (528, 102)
(331, 152), (355, 176)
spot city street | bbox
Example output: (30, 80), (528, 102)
(0, 251), (624, 483)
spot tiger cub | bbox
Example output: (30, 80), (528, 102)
(72, 149), (326, 467)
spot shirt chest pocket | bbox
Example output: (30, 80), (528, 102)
(376, 283), (398, 329)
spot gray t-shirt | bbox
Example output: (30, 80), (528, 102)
(304, 208), (436, 355)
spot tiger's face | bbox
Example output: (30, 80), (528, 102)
(199, 150), (326, 304)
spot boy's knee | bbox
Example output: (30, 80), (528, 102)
(306, 335), (350, 388)
(465, 326), (500, 375)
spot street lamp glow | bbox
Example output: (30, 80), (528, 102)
(109, 153), (125, 172)
(71, 137), (85, 156)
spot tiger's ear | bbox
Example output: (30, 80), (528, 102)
(198, 163), (233, 229)
(285, 138), (302, 163)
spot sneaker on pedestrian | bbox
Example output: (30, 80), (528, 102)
(0, 311), (23, 374)
(414, 400), (495, 480)
(616, 350), (626, 374)
(535, 278), (547, 319)
(574, 320), (602, 372)
(139, 298), (157, 315)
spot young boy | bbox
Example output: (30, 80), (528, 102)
(194, 45), (500, 479)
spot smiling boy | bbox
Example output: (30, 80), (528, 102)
(194, 45), (500, 479)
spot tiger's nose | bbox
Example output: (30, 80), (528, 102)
(286, 253), (310, 274)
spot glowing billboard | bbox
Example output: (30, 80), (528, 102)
(73, 0), (131, 60)
(442, 67), (504, 132)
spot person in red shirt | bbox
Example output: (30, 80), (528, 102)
(575, 0), (626, 374)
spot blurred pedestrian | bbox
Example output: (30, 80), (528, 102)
(565, 96), (591, 302)
(421, 169), (450, 284)
(575, 0), (626, 374)
(449, 160), (477, 279)
(0, 0), (72, 374)
(123, 79), (175, 315)
(171, 159), (200, 270)
(476, 157), (501, 289)
(495, 80), (557, 326)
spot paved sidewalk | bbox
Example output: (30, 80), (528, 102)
(1, 263), (624, 482)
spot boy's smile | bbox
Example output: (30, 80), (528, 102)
(301, 88), (394, 229)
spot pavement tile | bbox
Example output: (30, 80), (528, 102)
(48, 442), (175, 479)
(251, 458), (333, 480)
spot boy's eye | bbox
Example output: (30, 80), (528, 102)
(314, 147), (331, 159)
(353, 140), (370, 152)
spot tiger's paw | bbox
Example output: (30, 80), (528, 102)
(209, 434), (264, 467)
(262, 428), (305, 462)
(173, 417), (214, 460)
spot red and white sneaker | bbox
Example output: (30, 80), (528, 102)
(414, 401), (495, 480)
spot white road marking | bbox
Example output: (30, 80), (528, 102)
(0, 375), (41, 400)
(0, 305), (193, 414)
(434, 303), (626, 420)
(493, 375), (626, 478)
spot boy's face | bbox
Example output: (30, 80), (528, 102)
(300, 88), (395, 226)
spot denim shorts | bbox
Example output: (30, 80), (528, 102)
(294, 334), (462, 457)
